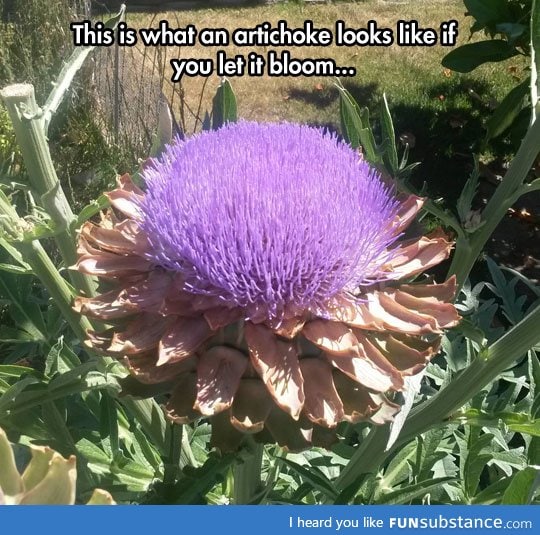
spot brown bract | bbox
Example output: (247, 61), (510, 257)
(74, 175), (460, 452)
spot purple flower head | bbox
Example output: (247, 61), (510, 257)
(140, 122), (400, 322)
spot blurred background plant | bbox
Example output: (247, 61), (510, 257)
(0, 426), (115, 504)
(0, 0), (538, 505)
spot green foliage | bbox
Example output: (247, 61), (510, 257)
(485, 79), (529, 140)
(443, 40), (520, 73)
(0, 340), (161, 501)
(211, 78), (238, 130)
(336, 80), (419, 181)
(442, 0), (534, 144)
(465, 0), (531, 48)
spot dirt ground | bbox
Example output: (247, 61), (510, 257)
(481, 187), (540, 286)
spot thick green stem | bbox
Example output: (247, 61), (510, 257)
(118, 397), (170, 457)
(163, 423), (182, 485)
(18, 241), (91, 340)
(400, 303), (540, 444)
(336, 303), (540, 493)
(233, 441), (264, 504)
(448, 118), (540, 286)
(446, 235), (473, 291)
(0, 191), (91, 340)
(0, 83), (94, 297)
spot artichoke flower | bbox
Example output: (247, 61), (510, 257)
(74, 122), (459, 451)
(0, 427), (114, 505)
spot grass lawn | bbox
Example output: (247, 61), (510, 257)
(126, 0), (524, 201)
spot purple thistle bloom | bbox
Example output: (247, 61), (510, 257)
(76, 121), (459, 451)
(140, 122), (400, 322)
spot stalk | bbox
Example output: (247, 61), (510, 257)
(448, 117), (540, 286)
(18, 241), (91, 341)
(0, 194), (90, 341)
(233, 441), (264, 504)
(163, 423), (182, 485)
(336, 303), (540, 493)
(400, 303), (540, 444)
(0, 83), (95, 297)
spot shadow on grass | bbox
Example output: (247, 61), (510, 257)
(351, 79), (492, 203)
(287, 82), (379, 110)
(285, 78), (511, 206)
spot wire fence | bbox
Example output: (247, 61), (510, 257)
(90, 10), (190, 161)
(0, 0), (316, 162)
(88, 2), (279, 159)
(0, 0), (215, 163)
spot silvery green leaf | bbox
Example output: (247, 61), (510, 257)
(0, 427), (23, 498)
(211, 78), (237, 130)
(502, 466), (540, 504)
(377, 477), (455, 504)
(456, 158), (480, 223)
(381, 441), (416, 488)
(386, 370), (426, 451)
